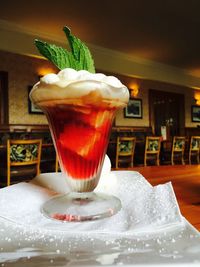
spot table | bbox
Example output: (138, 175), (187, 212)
(127, 165), (200, 231)
(0, 170), (200, 266)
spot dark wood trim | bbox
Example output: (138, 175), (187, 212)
(185, 127), (200, 137)
(0, 124), (49, 133)
(149, 89), (185, 137)
(0, 71), (9, 124)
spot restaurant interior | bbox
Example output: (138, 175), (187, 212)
(0, 0), (200, 239)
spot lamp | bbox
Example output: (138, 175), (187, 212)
(36, 67), (56, 77)
(194, 91), (200, 105)
(129, 83), (139, 98)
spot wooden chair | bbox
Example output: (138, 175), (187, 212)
(115, 137), (136, 169)
(7, 139), (42, 186)
(189, 136), (200, 164)
(144, 136), (161, 166)
(171, 136), (186, 165)
(55, 153), (61, 172)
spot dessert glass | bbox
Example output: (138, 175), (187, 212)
(30, 69), (129, 222)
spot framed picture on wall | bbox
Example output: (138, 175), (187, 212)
(124, 98), (142, 119)
(191, 105), (200, 122)
(28, 86), (43, 114)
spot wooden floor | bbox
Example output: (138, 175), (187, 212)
(113, 165), (200, 231)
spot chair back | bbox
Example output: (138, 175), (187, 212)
(189, 136), (200, 164)
(144, 136), (161, 166)
(7, 139), (42, 186)
(116, 137), (136, 168)
(171, 136), (186, 165)
(55, 153), (61, 172)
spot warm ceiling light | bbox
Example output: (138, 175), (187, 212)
(194, 91), (200, 105)
(196, 100), (200, 106)
(129, 83), (139, 98)
(37, 67), (56, 77)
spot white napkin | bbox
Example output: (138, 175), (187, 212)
(0, 156), (183, 235)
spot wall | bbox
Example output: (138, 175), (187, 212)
(0, 50), (198, 127)
(109, 73), (198, 128)
(0, 50), (57, 124)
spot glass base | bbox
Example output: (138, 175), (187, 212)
(41, 192), (122, 222)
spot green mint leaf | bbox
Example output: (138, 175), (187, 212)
(35, 40), (77, 70)
(34, 26), (95, 73)
(63, 26), (95, 73)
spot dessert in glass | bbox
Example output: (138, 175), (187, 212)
(30, 27), (129, 222)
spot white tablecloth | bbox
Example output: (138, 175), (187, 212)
(0, 161), (199, 266)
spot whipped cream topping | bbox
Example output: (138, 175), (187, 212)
(30, 68), (129, 105)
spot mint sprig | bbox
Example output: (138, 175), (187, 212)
(35, 26), (95, 73)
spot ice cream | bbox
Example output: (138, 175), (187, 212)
(30, 69), (129, 191)
(30, 26), (129, 193)
(30, 68), (129, 107)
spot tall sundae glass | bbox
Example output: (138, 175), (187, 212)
(30, 27), (129, 222)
